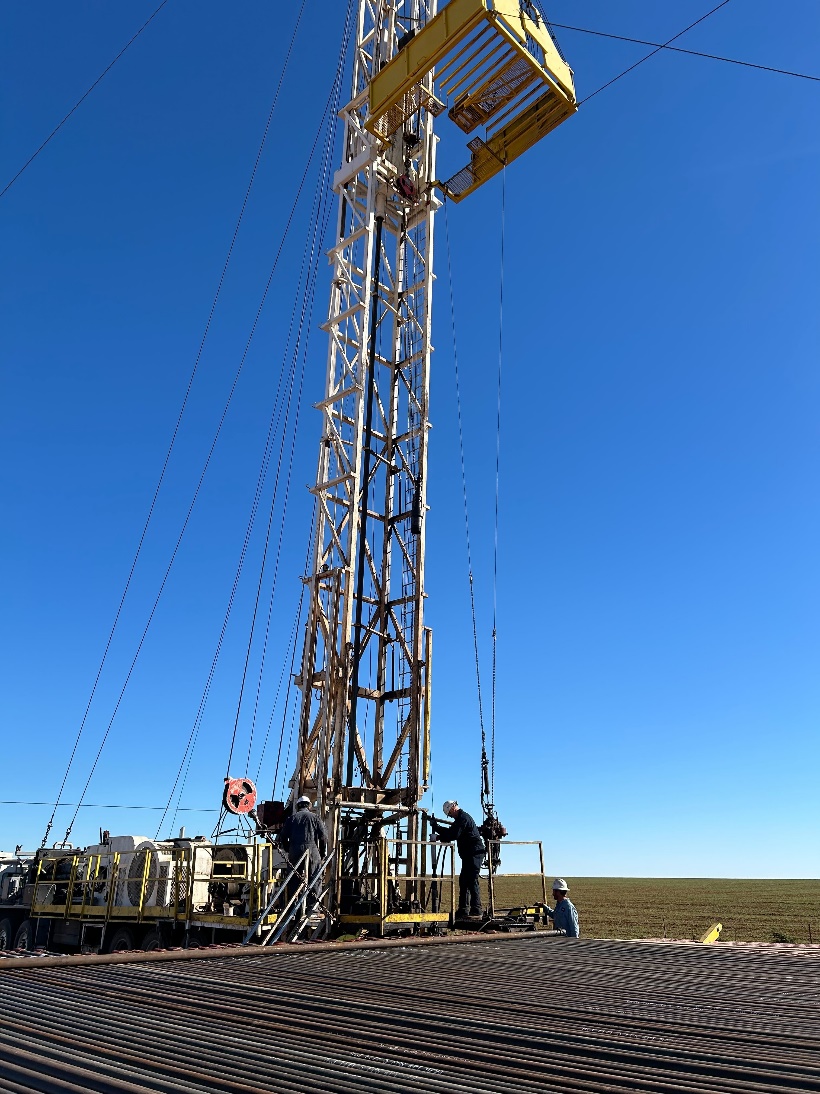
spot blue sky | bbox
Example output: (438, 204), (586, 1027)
(2, 1), (818, 877)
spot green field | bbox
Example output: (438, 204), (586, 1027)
(479, 876), (820, 943)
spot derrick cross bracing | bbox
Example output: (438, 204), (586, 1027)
(293, 0), (438, 869)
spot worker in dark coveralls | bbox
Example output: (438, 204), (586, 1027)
(430, 800), (485, 919)
(278, 795), (329, 908)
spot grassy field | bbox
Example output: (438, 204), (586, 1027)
(476, 876), (820, 943)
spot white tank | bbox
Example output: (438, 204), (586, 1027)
(81, 836), (176, 909)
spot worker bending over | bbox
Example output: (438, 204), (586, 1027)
(545, 878), (579, 937)
(278, 795), (329, 908)
(430, 800), (485, 919)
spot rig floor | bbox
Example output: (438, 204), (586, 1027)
(1, 933), (819, 1092)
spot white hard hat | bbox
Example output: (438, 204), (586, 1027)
(442, 800), (457, 816)
(552, 878), (569, 891)
(296, 795), (311, 808)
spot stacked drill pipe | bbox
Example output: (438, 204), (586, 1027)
(1, 935), (819, 1092)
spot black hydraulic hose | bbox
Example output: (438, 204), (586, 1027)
(346, 214), (384, 787)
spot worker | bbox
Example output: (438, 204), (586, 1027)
(278, 795), (329, 909)
(429, 800), (485, 919)
(544, 878), (580, 937)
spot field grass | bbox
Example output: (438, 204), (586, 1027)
(482, 876), (820, 943)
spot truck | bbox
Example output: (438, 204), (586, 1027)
(0, 832), (294, 953)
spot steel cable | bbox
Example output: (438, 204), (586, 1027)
(443, 201), (489, 809)
(579, 0), (733, 105)
(152, 76), (342, 839)
(43, 0), (312, 848)
(0, 1), (171, 200)
(490, 166), (505, 810)
(550, 22), (820, 84)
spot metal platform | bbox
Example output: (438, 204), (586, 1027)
(366, 0), (577, 201)
(2, 934), (819, 1092)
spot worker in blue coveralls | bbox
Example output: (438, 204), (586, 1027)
(545, 878), (580, 937)
(429, 800), (485, 919)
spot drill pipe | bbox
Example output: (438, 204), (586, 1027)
(0, 935), (818, 1093)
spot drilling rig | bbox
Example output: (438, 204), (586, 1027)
(275, 0), (577, 933)
(2, 0), (577, 954)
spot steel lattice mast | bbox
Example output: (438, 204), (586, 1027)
(292, 0), (438, 839)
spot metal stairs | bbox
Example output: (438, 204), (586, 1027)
(244, 848), (336, 946)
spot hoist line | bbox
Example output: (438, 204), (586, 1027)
(243, 257), (327, 778)
(443, 201), (488, 808)
(263, 0), (359, 807)
(550, 22), (820, 84)
(277, 686), (301, 802)
(579, 0), (733, 106)
(226, 226), (319, 781)
(257, 504), (316, 787)
(164, 81), (346, 840)
(230, 129), (339, 785)
(0, 1), (171, 200)
(230, 3), (355, 788)
(255, 267), (328, 800)
(490, 166), (506, 810)
(43, 0), (311, 850)
(242, 104), (347, 779)
(154, 94), (341, 840)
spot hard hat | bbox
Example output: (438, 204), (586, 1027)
(442, 800), (457, 816)
(296, 795), (311, 808)
(552, 878), (569, 891)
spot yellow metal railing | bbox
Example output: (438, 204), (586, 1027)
(30, 841), (283, 931)
(485, 839), (548, 919)
(336, 836), (455, 933)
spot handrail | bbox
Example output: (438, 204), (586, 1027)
(243, 849), (309, 945)
(266, 848), (336, 946)
(484, 839), (547, 915)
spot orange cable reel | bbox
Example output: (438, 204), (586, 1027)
(223, 777), (258, 815)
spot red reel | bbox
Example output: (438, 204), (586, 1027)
(223, 777), (257, 815)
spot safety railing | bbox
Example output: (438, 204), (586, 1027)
(484, 840), (548, 920)
(30, 841), (284, 932)
(245, 849), (310, 944)
(31, 852), (82, 916)
(335, 835), (455, 932)
(266, 848), (336, 946)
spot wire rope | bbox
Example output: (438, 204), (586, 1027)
(153, 99), (336, 840)
(225, 254), (313, 779)
(255, 512), (314, 786)
(41, 0), (311, 849)
(1, 1), (171, 200)
(226, 9), (352, 787)
(74, 101), (323, 848)
(169, 1), (355, 825)
(443, 200), (489, 810)
(549, 22), (820, 84)
(579, 0), (733, 106)
(237, 137), (337, 788)
(226, 172), (329, 781)
(490, 166), (505, 810)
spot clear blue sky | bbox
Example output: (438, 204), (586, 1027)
(2, 1), (818, 877)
